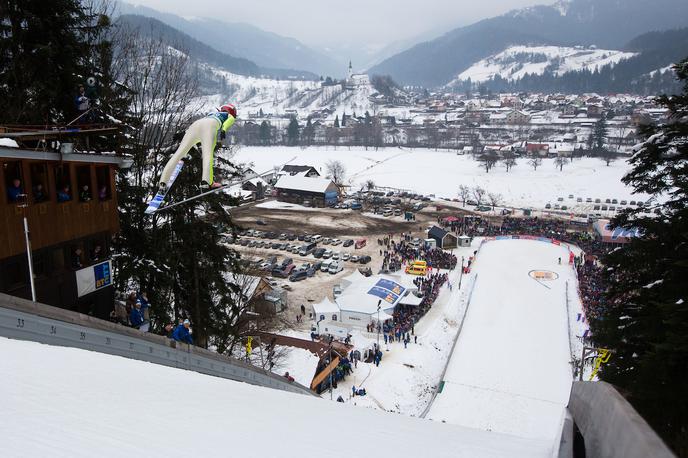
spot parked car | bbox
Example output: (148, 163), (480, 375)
(330, 238), (342, 246)
(289, 270), (308, 282)
(605, 198), (611, 204)
(320, 259), (333, 272)
(576, 197), (583, 203)
(328, 261), (344, 274)
(256, 219), (267, 226)
(620, 200), (627, 205)
(601, 205), (608, 211)
(612, 199), (618, 204)
(586, 198), (593, 203)
(630, 200), (637, 206)
(351, 202), (362, 210)
(595, 198), (601, 203)
(342, 252), (350, 261)
(272, 264), (294, 278)
(350, 255), (360, 263)
(323, 249), (333, 259)
(332, 252), (340, 260)
(343, 239), (354, 247)
(359, 256), (371, 264)
(545, 203), (552, 209)
(312, 261), (322, 271)
(557, 197), (564, 202)
(267, 256), (277, 265)
(593, 205), (601, 211)
(561, 205), (568, 211)
(476, 205), (492, 212)
(322, 237), (331, 245)
(568, 194), (574, 199)
(259, 262), (271, 271)
(281, 258), (293, 268)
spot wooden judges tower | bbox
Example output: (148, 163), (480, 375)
(0, 124), (130, 319)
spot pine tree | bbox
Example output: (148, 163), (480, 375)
(0, 1), (109, 124)
(259, 121), (271, 145)
(334, 115), (340, 128)
(287, 117), (300, 146)
(592, 58), (688, 455)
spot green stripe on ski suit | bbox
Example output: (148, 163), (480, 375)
(209, 114), (235, 184)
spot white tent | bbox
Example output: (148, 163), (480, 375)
(311, 297), (340, 322)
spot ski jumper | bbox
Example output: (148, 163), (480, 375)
(159, 112), (236, 187)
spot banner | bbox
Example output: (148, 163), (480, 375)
(76, 260), (112, 298)
(367, 278), (406, 304)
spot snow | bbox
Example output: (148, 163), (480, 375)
(273, 346), (320, 387)
(451, 45), (637, 85)
(0, 138), (19, 148)
(254, 200), (321, 211)
(428, 239), (577, 452)
(274, 173), (334, 193)
(0, 336), (550, 457)
(234, 146), (649, 209)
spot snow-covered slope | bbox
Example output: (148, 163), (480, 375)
(200, 66), (379, 117)
(0, 337), (551, 457)
(450, 45), (637, 85)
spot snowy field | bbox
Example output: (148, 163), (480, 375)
(232, 146), (647, 209)
(428, 239), (579, 453)
(0, 336), (552, 458)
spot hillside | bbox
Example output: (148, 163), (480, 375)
(369, 0), (688, 87)
(116, 1), (341, 77)
(449, 45), (636, 85)
(450, 28), (688, 95)
(116, 15), (317, 80)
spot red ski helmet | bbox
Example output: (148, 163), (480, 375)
(220, 104), (237, 118)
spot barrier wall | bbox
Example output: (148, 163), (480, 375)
(567, 381), (675, 458)
(0, 293), (315, 397)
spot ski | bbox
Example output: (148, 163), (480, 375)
(153, 184), (231, 213)
(144, 160), (185, 215)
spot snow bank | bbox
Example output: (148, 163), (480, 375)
(0, 138), (19, 148)
(0, 337), (550, 457)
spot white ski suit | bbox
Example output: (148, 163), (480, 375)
(159, 112), (236, 187)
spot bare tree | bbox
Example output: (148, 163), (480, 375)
(473, 186), (486, 205)
(487, 192), (503, 210)
(554, 156), (569, 171)
(365, 179), (376, 192)
(458, 184), (471, 206)
(503, 151), (518, 172)
(478, 151), (500, 173)
(528, 157), (542, 171)
(325, 160), (346, 185)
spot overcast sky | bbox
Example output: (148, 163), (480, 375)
(126, 0), (549, 49)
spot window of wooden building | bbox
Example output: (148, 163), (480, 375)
(95, 165), (112, 201)
(55, 165), (73, 203)
(3, 161), (24, 204)
(76, 165), (93, 202)
(30, 163), (51, 203)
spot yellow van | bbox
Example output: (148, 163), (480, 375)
(405, 260), (427, 276)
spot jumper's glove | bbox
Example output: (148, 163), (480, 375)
(220, 131), (226, 141)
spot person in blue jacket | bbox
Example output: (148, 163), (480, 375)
(7, 178), (23, 202)
(129, 300), (148, 332)
(171, 319), (193, 344)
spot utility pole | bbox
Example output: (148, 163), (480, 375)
(17, 194), (36, 301)
(376, 299), (381, 350)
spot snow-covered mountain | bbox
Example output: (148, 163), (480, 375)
(449, 45), (637, 85)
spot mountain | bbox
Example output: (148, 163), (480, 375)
(369, 0), (688, 87)
(449, 28), (688, 95)
(448, 45), (637, 85)
(115, 15), (317, 80)
(116, 2), (342, 77)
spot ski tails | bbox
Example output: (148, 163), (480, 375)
(144, 160), (185, 215)
(153, 184), (230, 213)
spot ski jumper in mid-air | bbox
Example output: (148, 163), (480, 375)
(158, 104), (237, 191)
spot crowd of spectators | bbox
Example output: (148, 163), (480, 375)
(440, 214), (612, 323)
(378, 234), (458, 272)
(111, 290), (194, 345)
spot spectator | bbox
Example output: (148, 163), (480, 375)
(79, 184), (91, 202)
(90, 244), (102, 262)
(137, 291), (151, 321)
(33, 183), (47, 203)
(129, 300), (149, 332)
(75, 84), (90, 118)
(171, 319), (193, 344)
(125, 292), (137, 316)
(7, 178), (22, 202)
(72, 248), (83, 269)
(57, 185), (71, 202)
(160, 323), (174, 338)
(98, 185), (108, 200)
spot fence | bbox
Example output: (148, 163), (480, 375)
(0, 293), (315, 397)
